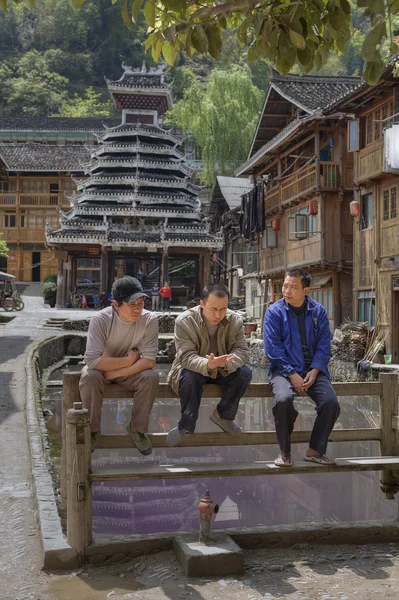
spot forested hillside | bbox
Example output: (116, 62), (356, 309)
(0, 0), (377, 119)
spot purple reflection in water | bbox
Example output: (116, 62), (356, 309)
(90, 394), (397, 536)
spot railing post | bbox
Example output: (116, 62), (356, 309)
(379, 373), (399, 499)
(66, 401), (92, 564)
(61, 372), (81, 509)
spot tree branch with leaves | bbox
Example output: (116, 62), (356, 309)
(1, 0), (398, 85)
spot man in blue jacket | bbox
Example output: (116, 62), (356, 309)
(264, 269), (340, 467)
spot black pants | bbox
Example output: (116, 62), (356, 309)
(178, 366), (252, 433)
(269, 372), (340, 455)
(163, 298), (170, 311)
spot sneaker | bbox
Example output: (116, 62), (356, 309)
(274, 453), (292, 467)
(91, 431), (100, 453)
(166, 427), (192, 447)
(209, 414), (242, 436)
(125, 424), (152, 456)
(304, 453), (336, 465)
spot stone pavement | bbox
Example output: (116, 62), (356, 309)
(2, 284), (399, 599)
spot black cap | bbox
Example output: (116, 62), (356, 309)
(112, 276), (148, 304)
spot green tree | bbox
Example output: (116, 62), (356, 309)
(3, 49), (69, 116)
(58, 86), (114, 117)
(166, 66), (262, 186)
(0, 233), (9, 259)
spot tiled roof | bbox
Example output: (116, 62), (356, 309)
(216, 176), (253, 210)
(271, 72), (362, 112)
(0, 117), (119, 132)
(0, 143), (90, 172)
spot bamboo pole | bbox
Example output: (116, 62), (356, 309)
(66, 402), (92, 563)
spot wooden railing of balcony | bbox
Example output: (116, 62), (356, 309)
(0, 193), (70, 208)
(0, 228), (18, 242)
(19, 228), (46, 242)
(358, 139), (384, 182)
(265, 162), (340, 208)
(264, 184), (280, 211)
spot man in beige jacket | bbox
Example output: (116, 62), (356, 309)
(167, 283), (252, 446)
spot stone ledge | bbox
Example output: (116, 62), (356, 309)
(26, 344), (79, 571)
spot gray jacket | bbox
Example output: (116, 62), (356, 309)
(168, 305), (249, 393)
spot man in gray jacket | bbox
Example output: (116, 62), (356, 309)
(79, 276), (159, 454)
(167, 283), (252, 446)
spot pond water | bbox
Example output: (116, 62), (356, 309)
(44, 363), (397, 537)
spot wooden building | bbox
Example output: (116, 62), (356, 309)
(0, 117), (118, 280)
(46, 64), (222, 307)
(329, 67), (399, 360)
(237, 72), (362, 329)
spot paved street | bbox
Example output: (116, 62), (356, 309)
(2, 284), (399, 600)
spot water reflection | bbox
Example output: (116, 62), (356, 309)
(45, 365), (397, 536)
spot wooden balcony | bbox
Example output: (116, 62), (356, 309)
(19, 228), (46, 242)
(259, 249), (285, 273)
(264, 162), (340, 211)
(358, 139), (384, 182)
(0, 193), (70, 208)
(0, 228), (18, 242)
(287, 234), (321, 266)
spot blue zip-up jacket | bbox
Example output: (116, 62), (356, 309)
(264, 296), (331, 379)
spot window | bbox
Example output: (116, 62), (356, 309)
(289, 206), (312, 240)
(266, 224), (277, 248)
(361, 192), (373, 229)
(247, 245), (253, 265)
(358, 291), (375, 326)
(366, 114), (373, 145)
(391, 187), (397, 219)
(307, 287), (333, 319)
(3, 212), (16, 227)
(382, 187), (397, 221)
(383, 190), (390, 221)
(261, 230), (267, 249)
(363, 99), (394, 147)
(374, 108), (381, 140)
(347, 119), (359, 152)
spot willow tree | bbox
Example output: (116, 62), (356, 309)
(166, 66), (262, 186)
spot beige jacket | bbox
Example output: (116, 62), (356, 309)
(168, 305), (249, 394)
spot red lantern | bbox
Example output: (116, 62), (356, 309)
(271, 217), (280, 231)
(350, 200), (360, 217)
(309, 199), (318, 215)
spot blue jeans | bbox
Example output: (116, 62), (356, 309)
(178, 366), (253, 433)
(269, 371), (340, 455)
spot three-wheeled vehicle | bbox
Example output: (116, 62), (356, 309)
(0, 271), (24, 311)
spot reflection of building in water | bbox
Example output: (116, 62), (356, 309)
(87, 392), (398, 536)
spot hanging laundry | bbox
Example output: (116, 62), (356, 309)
(384, 124), (399, 171)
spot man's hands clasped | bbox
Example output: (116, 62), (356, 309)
(289, 368), (320, 393)
(206, 352), (234, 370)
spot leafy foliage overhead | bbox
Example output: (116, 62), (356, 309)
(40, 0), (399, 85)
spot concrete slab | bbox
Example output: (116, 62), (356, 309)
(173, 533), (244, 577)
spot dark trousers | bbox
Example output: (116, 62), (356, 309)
(178, 366), (252, 433)
(269, 372), (340, 455)
(163, 298), (170, 311)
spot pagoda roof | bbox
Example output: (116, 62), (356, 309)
(99, 123), (181, 144)
(0, 143), (89, 172)
(105, 63), (172, 116)
(0, 117), (119, 132)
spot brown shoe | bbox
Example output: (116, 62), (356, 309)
(274, 453), (292, 467)
(304, 453), (336, 465)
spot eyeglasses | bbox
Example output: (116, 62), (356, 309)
(127, 299), (145, 309)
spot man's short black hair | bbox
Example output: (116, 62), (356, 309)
(284, 268), (311, 288)
(201, 283), (230, 301)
